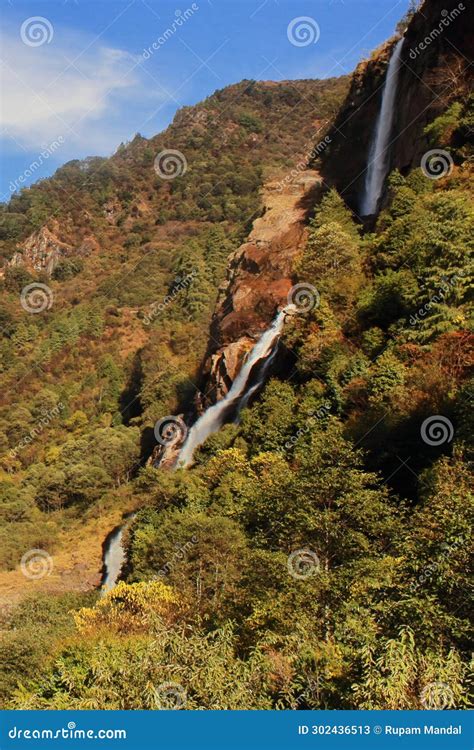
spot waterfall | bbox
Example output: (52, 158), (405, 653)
(360, 37), (404, 216)
(101, 514), (136, 594)
(177, 309), (288, 467)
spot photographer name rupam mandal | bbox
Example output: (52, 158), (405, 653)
(298, 724), (463, 736)
(385, 724), (462, 736)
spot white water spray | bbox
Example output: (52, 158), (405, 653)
(360, 38), (404, 216)
(177, 309), (289, 467)
(101, 515), (136, 594)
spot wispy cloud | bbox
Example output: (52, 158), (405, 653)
(0, 24), (165, 156)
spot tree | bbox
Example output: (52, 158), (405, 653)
(311, 188), (360, 238)
(353, 628), (468, 709)
(129, 511), (249, 625)
(298, 221), (362, 312)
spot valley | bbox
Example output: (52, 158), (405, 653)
(0, 0), (472, 711)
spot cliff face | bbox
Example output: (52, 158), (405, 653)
(202, 170), (323, 403)
(9, 225), (73, 276)
(320, 0), (473, 212)
(198, 0), (473, 406)
(6, 223), (97, 276)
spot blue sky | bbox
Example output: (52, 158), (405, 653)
(0, 0), (411, 199)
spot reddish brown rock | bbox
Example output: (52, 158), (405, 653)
(321, 0), (473, 212)
(9, 225), (73, 276)
(202, 169), (322, 401)
(8, 225), (99, 277)
(208, 337), (255, 401)
(213, 170), (322, 344)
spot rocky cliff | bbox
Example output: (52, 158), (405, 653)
(201, 170), (323, 403)
(6, 222), (97, 276)
(320, 0), (473, 212)
(197, 0), (473, 407)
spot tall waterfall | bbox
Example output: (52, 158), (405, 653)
(360, 37), (404, 216)
(177, 309), (288, 467)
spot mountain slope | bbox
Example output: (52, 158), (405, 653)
(0, 0), (472, 712)
(0, 75), (348, 601)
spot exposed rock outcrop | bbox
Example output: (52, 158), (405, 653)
(202, 169), (323, 402)
(208, 338), (255, 402)
(9, 225), (73, 276)
(8, 225), (98, 276)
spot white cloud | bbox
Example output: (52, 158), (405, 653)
(0, 25), (165, 156)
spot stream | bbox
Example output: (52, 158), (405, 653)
(101, 513), (136, 594)
(176, 307), (291, 467)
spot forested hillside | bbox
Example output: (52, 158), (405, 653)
(0, 76), (347, 585)
(0, 0), (472, 712)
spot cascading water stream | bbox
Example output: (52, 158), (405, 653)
(177, 308), (290, 467)
(360, 37), (404, 216)
(101, 513), (136, 594)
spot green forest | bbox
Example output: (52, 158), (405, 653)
(0, 1), (472, 713)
